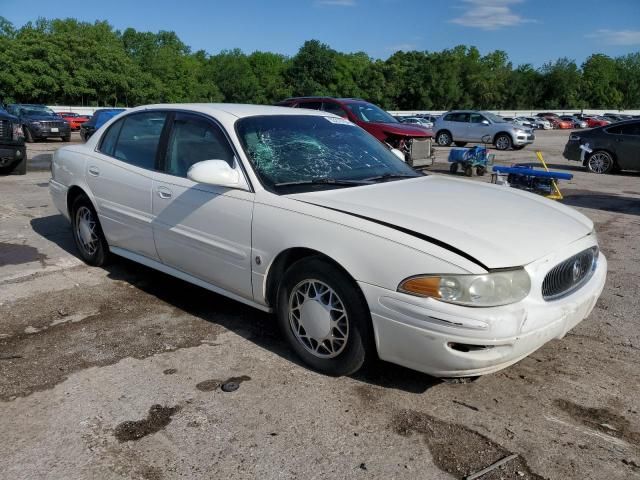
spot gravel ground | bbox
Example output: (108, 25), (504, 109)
(0, 129), (639, 480)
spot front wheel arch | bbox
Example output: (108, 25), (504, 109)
(265, 248), (359, 309)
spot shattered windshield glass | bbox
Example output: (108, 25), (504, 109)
(236, 115), (419, 192)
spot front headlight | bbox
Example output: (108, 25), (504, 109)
(398, 269), (531, 307)
(11, 123), (24, 139)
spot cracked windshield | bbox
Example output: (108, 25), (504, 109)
(236, 115), (419, 191)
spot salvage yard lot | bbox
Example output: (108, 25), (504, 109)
(1, 130), (639, 479)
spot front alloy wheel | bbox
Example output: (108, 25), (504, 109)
(289, 279), (349, 358)
(494, 134), (512, 150)
(277, 257), (373, 376)
(587, 151), (613, 174)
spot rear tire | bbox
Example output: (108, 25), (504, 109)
(476, 166), (486, 176)
(276, 257), (374, 376)
(70, 195), (110, 266)
(586, 151), (614, 174)
(464, 165), (473, 177)
(449, 162), (459, 174)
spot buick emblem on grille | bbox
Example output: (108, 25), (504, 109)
(572, 258), (582, 282)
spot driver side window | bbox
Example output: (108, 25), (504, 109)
(164, 113), (235, 178)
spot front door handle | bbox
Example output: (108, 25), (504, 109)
(88, 166), (100, 177)
(157, 187), (172, 199)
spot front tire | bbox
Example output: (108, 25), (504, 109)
(494, 134), (512, 151)
(586, 151), (614, 174)
(24, 127), (34, 143)
(62, 134), (71, 142)
(276, 257), (373, 376)
(436, 131), (452, 146)
(70, 195), (109, 266)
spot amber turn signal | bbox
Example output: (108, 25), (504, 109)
(398, 276), (441, 298)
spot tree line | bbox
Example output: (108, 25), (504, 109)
(1, 17), (639, 110)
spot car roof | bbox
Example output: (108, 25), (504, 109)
(127, 103), (338, 119)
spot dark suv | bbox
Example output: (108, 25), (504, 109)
(275, 97), (434, 167)
(5, 104), (71, 142)
(0, 107), (27, 175)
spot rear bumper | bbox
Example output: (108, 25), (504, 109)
(360, 242), (607, 377)
(49, 179), (70, 221)
(563, 142), (583, 162)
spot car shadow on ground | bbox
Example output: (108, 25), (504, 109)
(561, 190), (640, 216)
(29, 213), (440, 394)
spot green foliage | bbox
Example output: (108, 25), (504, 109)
(0, 16), (639, 109)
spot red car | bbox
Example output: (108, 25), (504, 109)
(57, 112), (91, 130)
(584, 116), (611, 128)
(537, 113), (573, 129)
(276, 97), (434, 167)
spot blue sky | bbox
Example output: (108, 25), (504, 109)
(1, 0), (639, 66)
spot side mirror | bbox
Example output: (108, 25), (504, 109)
(187, 159), (244, 189)
(481, 120), (490, 126)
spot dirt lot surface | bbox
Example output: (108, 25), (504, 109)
(1, 130), (639, 480)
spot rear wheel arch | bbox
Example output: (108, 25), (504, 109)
(67, 185), (92, 217)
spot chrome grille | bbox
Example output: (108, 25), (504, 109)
(542, 247), (598, 300)
(0, 120), (11, 139)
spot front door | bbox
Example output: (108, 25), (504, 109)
(151, 112), (254, 299)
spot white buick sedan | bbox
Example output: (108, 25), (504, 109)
(50, 104), (607, 378)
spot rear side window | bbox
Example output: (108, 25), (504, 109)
(98, 120), (124, 156)
(164, 113), (235, 177)
(607, 122), (640, 136)
(445, 113), (470, 122)
(113, 112), (167, 170)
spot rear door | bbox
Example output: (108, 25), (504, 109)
(86, 111), (168, 260)
(607, 122), (640, 169)
(151, 112), (255, 298)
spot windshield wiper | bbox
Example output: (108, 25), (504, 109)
(274, 178), (371, 187)
(362, 173), (420, 182)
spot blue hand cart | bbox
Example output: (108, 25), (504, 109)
(447, 145), (495, 177)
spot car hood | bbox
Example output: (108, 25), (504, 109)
(289, 176), (593, 269)
(375, 122), (433, 138)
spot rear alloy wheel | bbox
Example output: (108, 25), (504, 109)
(436, 131), (452, 146)
(586, 151), (613, 174)
(277, 257), (373, 376)
(494, 134), (512, 151)
(71, 195), (109, 266)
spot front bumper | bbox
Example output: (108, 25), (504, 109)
(360, 239), (607, 377)
(0, 143), (26, 168)
(513, 132), (535, 146)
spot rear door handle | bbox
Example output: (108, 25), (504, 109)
(157, 186), (172, 199)
(88, 166), (100, 177)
